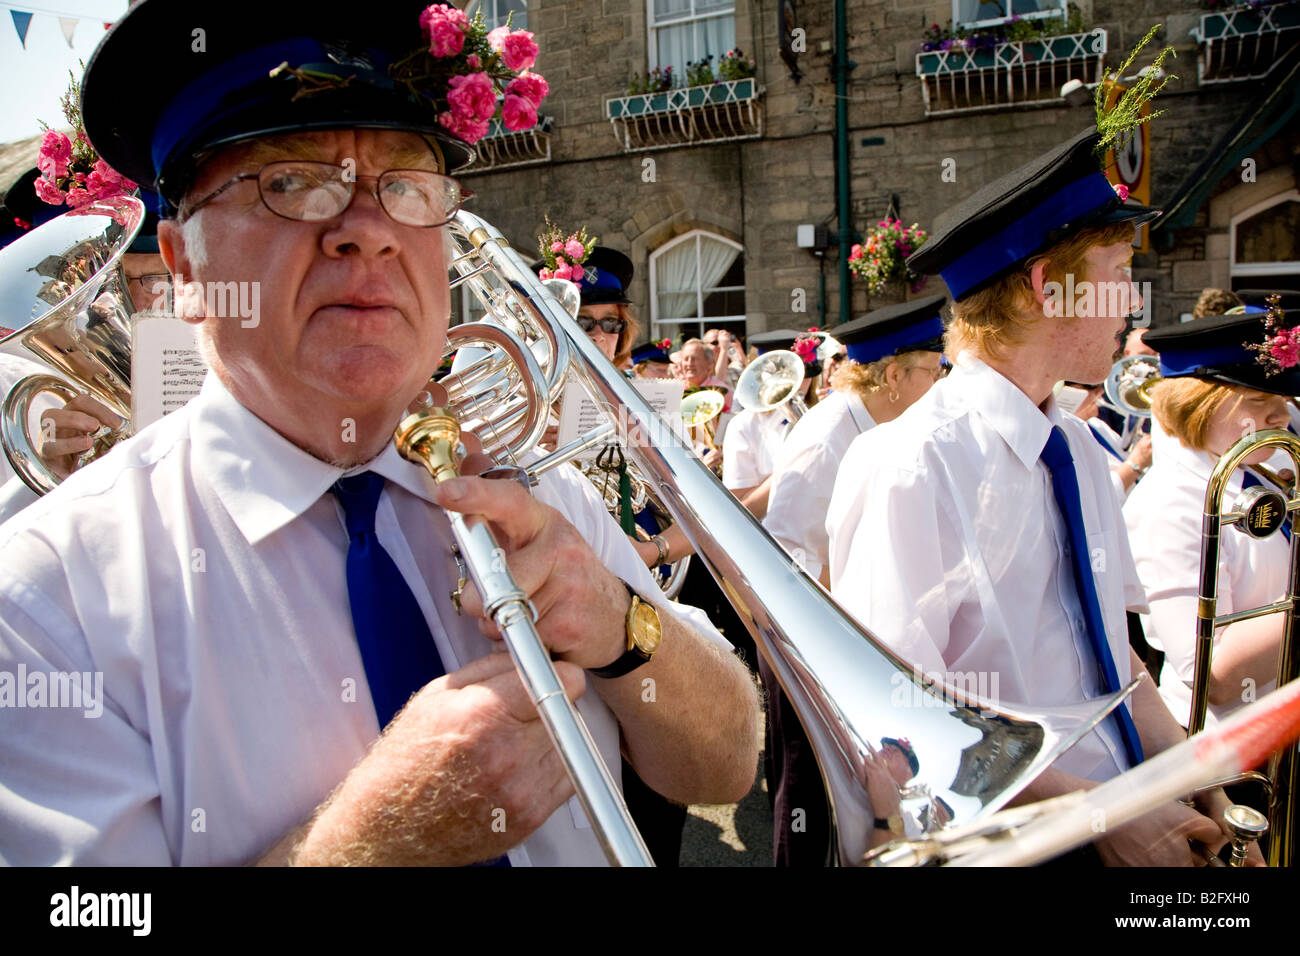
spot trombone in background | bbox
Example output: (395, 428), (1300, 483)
(1190, 427), (1300, 866)
(1107, 355), (1299, 865)
(409, 208), (1139, 866)
(735, 348), (808, 423)
(0, 197), (144, 494)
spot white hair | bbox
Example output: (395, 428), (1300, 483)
(178, 205), (210, 271)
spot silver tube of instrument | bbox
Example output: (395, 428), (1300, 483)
(445, 508), (654, 867)
(528, 423), (618, 480)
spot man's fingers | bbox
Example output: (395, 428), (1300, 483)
(431, 475), (551, 549)
(473, 657), (587, 723)
(62, 393), (123, 427)
(40, 409), (105, 436)
(39, 435), (94, 459)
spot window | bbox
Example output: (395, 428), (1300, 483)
(649, 0), (735, 80)
(649, 230), (745, 340)
(954, 0), (1066, 30)
(1230, 191), (1300, 290)
(467, 0), (527, 31)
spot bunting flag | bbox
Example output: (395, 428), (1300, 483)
(10, 9), (32, 48)
(58, 15), (76, 47)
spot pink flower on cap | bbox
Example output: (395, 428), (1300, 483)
(550, 240), (564, 253)
(538, 267), (554, 280)
(420, 4), (469, 58)
(1113, 183), (1129, 202)
(501, 94), (537, 131)
(64, 186), (95, 209)
(489, 27), (538, 71)
(33, 175), (65, 205)
(447, 71), (498, 122)
(506, 72), (549, 108)
(40, 130), (72, 164)
(554, 262), (573, 281)
(564, 238), (585, 260)
(437, 110), (490, 144)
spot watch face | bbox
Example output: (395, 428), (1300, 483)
(630, 599), (663, 655)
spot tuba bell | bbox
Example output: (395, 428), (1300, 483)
(0, 196), (144, 494)
(424, 209), (1136, 864)
(735, 348), (807, 422)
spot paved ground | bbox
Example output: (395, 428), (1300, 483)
(680, 763), (773, 866)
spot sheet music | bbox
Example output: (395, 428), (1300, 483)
(556, 377), (685, 462)
(131, 315), (206, 429)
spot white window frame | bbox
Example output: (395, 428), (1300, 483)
(646, 0), (737, 74)
(467, 0), (526, 31)
(1230, 189), (1300, 280)
(954, 0), (1067, 31)
(649, 229), (745, 339)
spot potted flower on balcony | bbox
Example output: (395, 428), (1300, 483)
(847, 219), (930, 298)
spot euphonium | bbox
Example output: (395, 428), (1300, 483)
(0, 197), (144, 494)
(424, 209), (1134, 864)
(735, 348), (807, 422)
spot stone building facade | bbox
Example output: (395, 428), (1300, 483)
(456, 0), (1300, 343)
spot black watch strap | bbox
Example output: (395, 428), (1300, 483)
(873, 817), (891, 830)
(589, 583), (655, 679)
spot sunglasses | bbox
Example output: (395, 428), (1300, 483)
(576, 316), (626, 335)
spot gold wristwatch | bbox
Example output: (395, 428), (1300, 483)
(589, 582), (662, 678)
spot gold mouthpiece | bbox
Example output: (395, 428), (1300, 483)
(395, 407), (463, 484)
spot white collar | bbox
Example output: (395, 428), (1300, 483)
(843, 390), (876, 432)
(1150, 417), (1246, 489)
(948, 351), (1061, 469)
(191, 373), (440, 545)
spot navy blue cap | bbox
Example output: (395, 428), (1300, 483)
(748, 328), (802, 354)
(631, 340), (672, 365)
(4, 168), (62, 230)
(907, 129), (1160, 302)
(1236, 289), (1300, 312)
(81, 1), (476, 205)
(835, 295), (948, 365)
(1142, 306), (1300, 397)
(578, 247), (633, 306)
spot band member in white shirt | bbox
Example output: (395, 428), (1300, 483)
(1125, 306), (1298, 730)
(722, 328), (812, 517)
(0, 1), (759, 867)
(759, 297), (945, 866)
(828, 128), (1247, 865)
(766, 296), (948, 585)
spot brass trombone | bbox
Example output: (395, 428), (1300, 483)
(1191, 427), (1300, 866)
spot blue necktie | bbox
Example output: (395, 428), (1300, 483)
(333, 472), (446, 728)
(1242, 472), (1292, 542)
(1040, 427), (1144, 767)
(1087, 422), (1124, 462)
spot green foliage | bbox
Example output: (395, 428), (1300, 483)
(1093, 25), (1177, 161)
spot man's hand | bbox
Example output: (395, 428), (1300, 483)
(432, 474), (628, 670)
(292, 653), (584, 866)
(38, 394), (123, 481)
(1094, 800), (1225, 867)
(1127, 433), (1153, 473)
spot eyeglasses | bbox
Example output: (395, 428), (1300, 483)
(576, 316), (626, 335)
(180, 161), (471, 227)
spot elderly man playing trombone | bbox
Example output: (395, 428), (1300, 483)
(0, 1), (758, 867)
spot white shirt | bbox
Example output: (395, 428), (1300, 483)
(826, 353), (1148, 783)
(1087, 417), (1132, 502)
(722, 406), (792, 490)
(764, 390), (875, 579)
(1124, 421), (1286, 728)
(0, 372), (725, 866)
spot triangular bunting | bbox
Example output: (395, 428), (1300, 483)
(10, 10), (33, 49)
(59, 16), (77, 48)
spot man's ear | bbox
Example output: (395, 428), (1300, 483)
(157, 219), (204, 325)
(1029, 259), (1059, 318)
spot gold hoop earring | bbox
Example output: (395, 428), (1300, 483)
(889, 390), (900, 403)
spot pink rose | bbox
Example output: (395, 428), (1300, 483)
(420, 4), (469, 58)
(506, 71), (549, 108)
(447, 71), (498, 122)
(490, 28), (538, 71)
(1113, 183), (1129, 202)
(501, 93), (537, 131)
(565, 238), (585, 260)
(437, 110), (490, 144)
(538, 267), (554, 280)
(466, 53), (481, 69)
(554, 262), (572, 281)
(36, 153), (68, 181)
(64, 186), (95, 208)
(40, 130), (72, 164)
(33, 175), (65, 205)
(550, 240), (564, 253)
